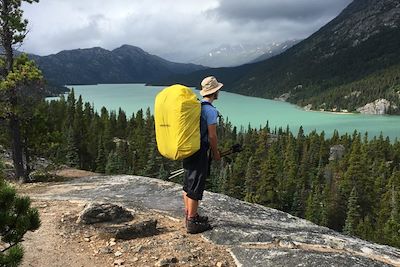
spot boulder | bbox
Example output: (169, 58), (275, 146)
(76, 203), (134, 224)
(329, 145), (346, 161)
(114, 219), (157, 240)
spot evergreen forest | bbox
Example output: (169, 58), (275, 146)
(1, 90), (400, 249)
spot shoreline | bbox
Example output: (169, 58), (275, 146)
(304, 109), (357, 115)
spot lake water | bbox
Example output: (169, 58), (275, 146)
(51, 84), (400, 140)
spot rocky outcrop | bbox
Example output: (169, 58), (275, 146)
(356, 99), (391, 115)
(304, 104), (313, 111)
(329, 145), (346, 161)
(76, 203), (134, 224)
(30, 175), (400, 267)
(274, 93), (290, 102)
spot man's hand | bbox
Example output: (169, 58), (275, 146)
(213, 150), (221, 161)
(208, 124), (220, 161)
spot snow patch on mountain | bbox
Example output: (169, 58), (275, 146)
(191, 40), (300, 68)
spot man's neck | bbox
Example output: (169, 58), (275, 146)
(203, 96), (214, 103)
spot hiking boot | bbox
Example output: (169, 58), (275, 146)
(184, 212), (209, 227)
(186, 217), (212, 234)
(192, 213), (209, 223)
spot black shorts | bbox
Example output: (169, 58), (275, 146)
(182, 145), (209, 201)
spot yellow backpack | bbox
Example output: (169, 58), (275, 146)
(154, 84), (201, 160)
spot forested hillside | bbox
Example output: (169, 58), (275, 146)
(1, 92), (399, 249)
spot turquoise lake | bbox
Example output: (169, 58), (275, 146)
(55, 84), (400, 140)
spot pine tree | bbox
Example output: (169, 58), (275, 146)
(225, 152), (247, 200)
(73, 95), (86, 168)
(280, 134), (297, 212)
(343, 187), (361, 236)
(116, 108), (127, 138)
(0, 0), (42, 181)
(65, 89), (76, 129)
(320, 185), (331, 227)
(95, 137), (106, 173)
(157, 163), (169, 180)
(305, 185), (322, 224)
(105, 150), (120, 174)
(257, 145), (280, 208)
(0, 164), (40, 266)
(65, 126), (79, 167)
(357, 215), (375, 242)
(382, 170), (400, 246)
(244, 157), (258, 203)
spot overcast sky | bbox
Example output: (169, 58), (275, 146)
(20, 0), (352, 62)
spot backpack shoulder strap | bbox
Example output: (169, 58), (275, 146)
(201, 101), (214, 107)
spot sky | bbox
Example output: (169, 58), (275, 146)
(21, 0), (353, 62)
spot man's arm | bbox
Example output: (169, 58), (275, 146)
(208, 124), (221, 161)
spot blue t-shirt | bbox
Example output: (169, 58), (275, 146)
(200, 100), (218, 146)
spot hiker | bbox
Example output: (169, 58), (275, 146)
(183, 76), (222, 234)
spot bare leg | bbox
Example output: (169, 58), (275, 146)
(187, 198), (199, 218)
(183, 192), (188, 215)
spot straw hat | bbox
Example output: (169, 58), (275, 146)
(200, 76), (223, 96)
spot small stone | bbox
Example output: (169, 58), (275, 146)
(155, 257), (178, 267)
(121, 243), (130, 252)
(114, 251), (122, 257)
(84, 238), (91, 242)
(181, 256), (193, 263)
(216, 262), (227, 267)
(113, 259), (125, 266)
(84, 233), (92, 238)
(190, 247), (202, 254)
(131, 245), (143, 253)
(131, 257), (139, 262)
(99, 247), (113, 254)
(109, 241), (117, 247)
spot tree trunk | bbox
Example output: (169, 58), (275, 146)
(2, 0), (26, 181)
(24, 134), (31, 180)
(9, 114), (25, 181)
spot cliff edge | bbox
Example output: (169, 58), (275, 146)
(23, 175), (400, 267)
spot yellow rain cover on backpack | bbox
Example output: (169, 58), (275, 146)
(155, 84), (200, 160)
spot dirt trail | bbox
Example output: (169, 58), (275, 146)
(17, 169), (236, 267)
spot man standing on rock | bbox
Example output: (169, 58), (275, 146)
(183, 76), (222, 234)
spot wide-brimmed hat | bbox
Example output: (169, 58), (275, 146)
(200, 76), (223, 96)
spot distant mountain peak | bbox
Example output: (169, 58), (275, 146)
(112, 44), (146, 53)
(191, 40), (300, 68)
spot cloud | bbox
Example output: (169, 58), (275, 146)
(209, 0), (352, 23)
(20, 0), (352, 62)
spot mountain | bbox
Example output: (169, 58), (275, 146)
(154, 0), (400, 114)
(191, 40), (299, 68)
(30, 45), (207, 85)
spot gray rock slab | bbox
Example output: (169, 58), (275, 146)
(230, 247), (392, 267)
(31, 175), (400, 267)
